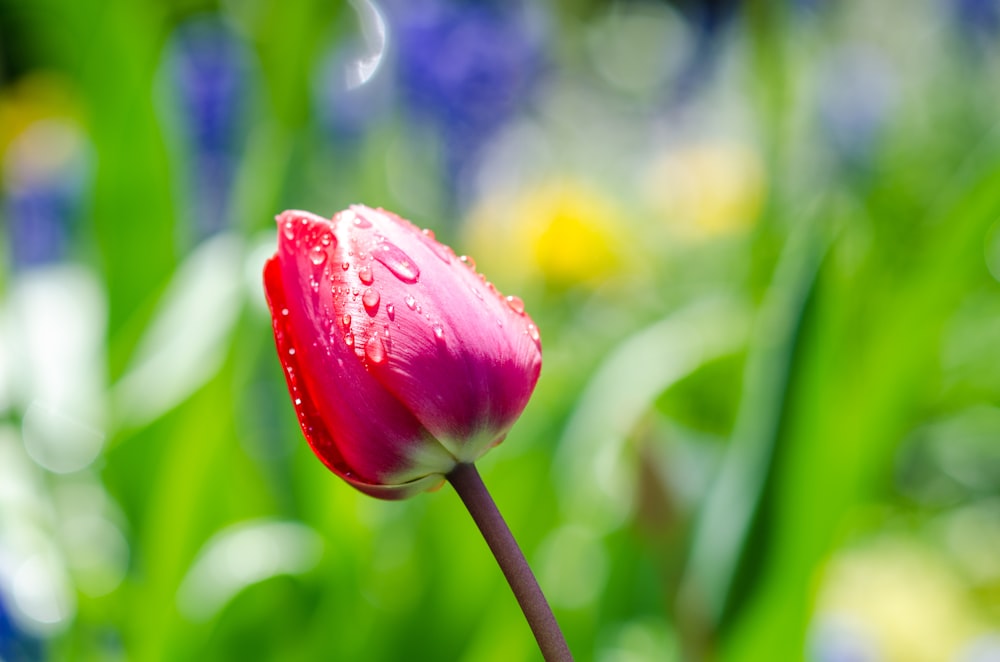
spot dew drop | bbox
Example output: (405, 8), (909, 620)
(432, 324), (445, 343)
(353, 215), (372, 229)
(527, 323), (541, 343)
(283, 221), (295, 240)
(294, 398), (302, 406)
(344, 332), (355, 347)
(320, 232), (333, 246)
(280, 308), (289, 316)
(374, 240), (420, 283)
(362, 288), (380, 314)
(422, 228), (435, 240)
(404, 294), (417, 310)
(358, 265), (374, 284)
(386, 303), (395, 320)
(341, 261), (350, 271)
(505, 295), (525, 315)
(428, 241), (455, 264)
(365, 335), (387, 364)
(309, 245), (327, 265)
(459, 255), (476, 270)
(288, 348), (296, 356)
(342, 314), (351, 328)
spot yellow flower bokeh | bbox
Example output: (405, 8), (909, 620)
(643, 142), (766, 239)
(465, 179), (626, 290)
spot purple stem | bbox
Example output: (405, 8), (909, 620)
(446, 462), (573, 662)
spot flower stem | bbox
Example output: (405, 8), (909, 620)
(446, 462), (573, 662)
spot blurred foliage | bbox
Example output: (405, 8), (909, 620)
(2, 0), (1000, 661)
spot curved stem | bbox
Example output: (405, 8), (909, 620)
(446, 463), (573, 662)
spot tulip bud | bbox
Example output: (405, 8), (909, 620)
(263, 205), (542, 499)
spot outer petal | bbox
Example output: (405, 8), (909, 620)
(331, 205), (542, 462)
(265, 211), (456, 496)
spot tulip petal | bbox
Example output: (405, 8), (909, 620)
(336, 205), (542, 462)
(264, 227), (456, 494)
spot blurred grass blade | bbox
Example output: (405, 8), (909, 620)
(682, 214), (829, 630)
(110, 234), (244, 431)
(554, 295), (751, 535)
(176, 519), (323, 622)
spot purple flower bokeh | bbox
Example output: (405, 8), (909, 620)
(3, 121), (89, 271)
(166, 16), (251, 240)
(388, 0), (547, 206)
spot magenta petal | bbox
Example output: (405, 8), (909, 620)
(265, 224), (455, 492)
(343, 205), (542, 461)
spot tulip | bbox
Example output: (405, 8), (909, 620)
(263, 205), (571, 660)
(263, 204), (542, 499)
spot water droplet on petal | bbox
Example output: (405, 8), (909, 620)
(309, 245), (327, 265)
(505, 295), (525, 315)
(365, 335), (386, 364)
(422, 228), (435, 240)
(353, 215), (372, 228)
(374, 241), (420, 283)
(280, 308), (289, 316)
(344, 332), (355, 347)
(362, 288), (380, 314)
(432, 324), (445, 343)
(288, 347), (296, 355)
(320, 232), (333, 246)
(427, 241), (454, 264)
(359, 265), (374, 284)
(386, 303), (395, 320)
(342, 314), (351, 328)
(404, 295), (417, 310)
(341, 261), (350, 271)
(283, 221), (295, 240)
(459, 255), (476, 270)
(527, 323), (541, 344)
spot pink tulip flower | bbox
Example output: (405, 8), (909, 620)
(263, 205), (542, 499)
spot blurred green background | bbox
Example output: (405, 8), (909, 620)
(2, 0), (1000, 660)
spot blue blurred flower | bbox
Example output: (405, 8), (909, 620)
(2, 120), (89, 271)
(669, 0), (740, 103)
(952, 0), (1000, 42)
(315, 36), (394, 142)
(165, 16), (251, 239)
(0, 591), (43, 662)
(817, 46), (896, 168)
(387, 0), (547, 203)
(314, 1), (393, 142)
